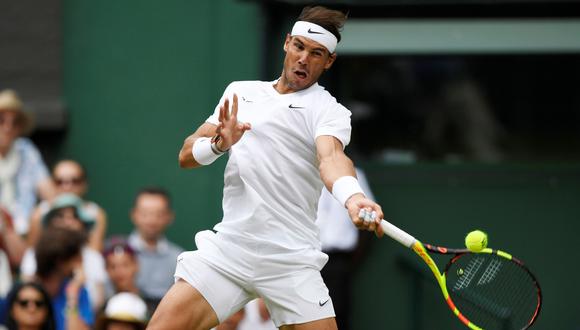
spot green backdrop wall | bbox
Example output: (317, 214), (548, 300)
(60, 1), (579, 328)
(61, 0), (262, 250)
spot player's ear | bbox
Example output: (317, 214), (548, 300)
(324, 52), (337, 70)
(283, 34), (291, 52)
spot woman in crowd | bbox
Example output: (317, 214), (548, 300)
(3, 281), (55, 330)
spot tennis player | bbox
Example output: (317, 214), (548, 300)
(148, 5), (384, 330)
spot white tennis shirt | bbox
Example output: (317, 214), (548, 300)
(206, 80), (351, 252)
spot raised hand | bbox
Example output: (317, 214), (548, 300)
(215, 94), (251, 152)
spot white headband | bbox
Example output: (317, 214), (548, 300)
(290, 21), (338, 53)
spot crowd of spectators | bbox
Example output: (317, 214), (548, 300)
(0, 89), (184, 330)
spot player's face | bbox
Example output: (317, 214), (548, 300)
(279, 35), (336, 93)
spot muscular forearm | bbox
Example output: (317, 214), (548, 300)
(319, 152), (356, 192)
(178, 124), (218, 168)
(317, 136), (357, 192)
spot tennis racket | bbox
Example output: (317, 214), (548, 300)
(378, 218), (542, 329)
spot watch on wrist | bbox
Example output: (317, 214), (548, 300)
(210, 135), (228, 154)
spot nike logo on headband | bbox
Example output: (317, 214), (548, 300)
(307, 28), (324, 34)
(288, 104), (305, 109)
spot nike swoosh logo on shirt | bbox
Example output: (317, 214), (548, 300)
(319, 298), (330, 306)
(288, 104), (305, 109)
(308, 28), (324, 35)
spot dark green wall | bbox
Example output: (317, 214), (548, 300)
(62, 0), (261, 249)
(61, 1), (579, 328)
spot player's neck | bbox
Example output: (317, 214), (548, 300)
(274, 75), (315, 94)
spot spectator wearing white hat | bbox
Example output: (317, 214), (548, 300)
(0, 89), (56, 236)
(96, 292), (147, 330)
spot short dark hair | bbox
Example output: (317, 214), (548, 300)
(297, 6), (348, 43)
(133, 186), (172, 209)
(6, 281), (56, 330)
(35, 227), (85, 279)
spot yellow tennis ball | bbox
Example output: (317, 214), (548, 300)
(465, 230), (488, 252)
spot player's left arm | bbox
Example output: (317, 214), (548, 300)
(316, 135), (384, 236)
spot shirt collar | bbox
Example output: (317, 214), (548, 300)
(129, 231), (169, 253)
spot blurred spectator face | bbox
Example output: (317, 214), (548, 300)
(131, 193), (173, 241)
(49, 207), (86, 232)
(0, 111), (21, 151)
(106, 250), (138, 292)
(10, 286), (49, 328)
(53, 160), (87, 196)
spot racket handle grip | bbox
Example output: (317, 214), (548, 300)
(380, 219), (416, 248)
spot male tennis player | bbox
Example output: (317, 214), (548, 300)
(148, 5), (384, 330)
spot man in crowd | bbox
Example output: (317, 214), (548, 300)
(128, 187), (183, 311)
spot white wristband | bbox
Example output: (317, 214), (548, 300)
(192, 137), (223, 165)
(332, 176), (364, 207)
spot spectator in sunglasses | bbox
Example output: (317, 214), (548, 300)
(3, 281), (56, 330)
(27, 159), (107, 251)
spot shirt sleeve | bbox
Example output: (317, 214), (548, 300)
(19, 248), (36, 277)
(19, 138), (50, 186)
(78, 286), (95, 326)
(206, 82), (236, 125)
(314, 103), (352, 149)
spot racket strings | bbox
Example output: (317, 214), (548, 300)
(446, 254), (539, 329)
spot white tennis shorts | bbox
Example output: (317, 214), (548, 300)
(174, 230), (335, 327)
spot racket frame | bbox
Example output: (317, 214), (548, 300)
(380, 219), (541, 330)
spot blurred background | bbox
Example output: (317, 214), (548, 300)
(2, 0), (579, 328)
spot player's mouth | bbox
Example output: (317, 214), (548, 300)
(294, 69), (308, 80)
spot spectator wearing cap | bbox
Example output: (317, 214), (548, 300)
(102, 238), (156, 316)
(103, 239), (139, 298)
(0, 89), (56, 235)
(28, 159), (108, 252)
(127, 187), (182, 311)
(95, 292), (147, 330)
(20, 194), (106, 311)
